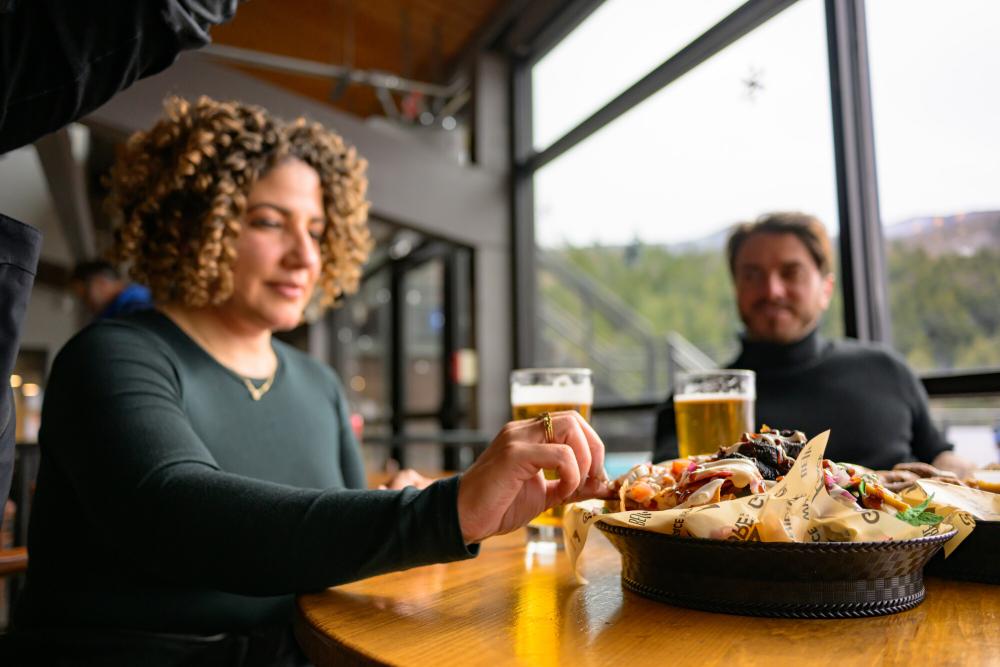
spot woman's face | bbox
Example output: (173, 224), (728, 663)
(227, 158), (326, 332)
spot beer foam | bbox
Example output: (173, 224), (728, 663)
(674, 390), (755, 402)
(511, 383), (594, 406)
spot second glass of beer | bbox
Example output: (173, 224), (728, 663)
(673, 369), (755, 459)
(510, 368), (593, 547)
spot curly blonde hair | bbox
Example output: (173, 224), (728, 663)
(107, 96), (371, 309)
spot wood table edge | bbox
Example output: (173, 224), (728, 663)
(294, 599), (390, 667)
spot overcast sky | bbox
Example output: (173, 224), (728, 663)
(530, 0), (1000, 248)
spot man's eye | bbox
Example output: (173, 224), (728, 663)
(782, 266), (803, 281)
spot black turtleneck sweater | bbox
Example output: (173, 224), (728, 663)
(653, 328), (952, 470)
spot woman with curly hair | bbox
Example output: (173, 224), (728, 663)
(11, 97), (609, 666)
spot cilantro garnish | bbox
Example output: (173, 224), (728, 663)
(896, 495), (944, 526)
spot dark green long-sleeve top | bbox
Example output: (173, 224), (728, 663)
(17, 311), (475, 634)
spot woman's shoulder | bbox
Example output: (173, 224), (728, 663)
(55, 312), (180, 375)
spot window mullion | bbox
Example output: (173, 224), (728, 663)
(825, 0), (891, 343)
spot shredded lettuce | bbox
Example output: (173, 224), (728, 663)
(896, 495), (944, 526)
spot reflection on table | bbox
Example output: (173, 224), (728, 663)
(295, 528), (1000, 666)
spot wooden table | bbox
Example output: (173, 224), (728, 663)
(296, 530), (1000, 666)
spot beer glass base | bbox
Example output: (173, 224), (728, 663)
(525, 524), (564, 550)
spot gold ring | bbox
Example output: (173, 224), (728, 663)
(539, 411), (555, 443)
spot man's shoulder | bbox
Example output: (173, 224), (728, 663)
(826, 337), (914, 375)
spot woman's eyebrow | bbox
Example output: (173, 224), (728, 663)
(246, 202), (289, 215)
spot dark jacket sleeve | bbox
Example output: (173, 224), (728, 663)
(40, 324), (475, 596)
(0, 214), (41, 502)
(653, 394), (679, 463)
(899, 359), (953, 463)
(0, 0), (239, 153)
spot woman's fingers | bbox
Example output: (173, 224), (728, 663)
(521, 441), (581, 502)
(456, 411), (608, 544)
(567, 475), (617, 502)
(571, 412), (608, 482)
(505, 410), (596, 492)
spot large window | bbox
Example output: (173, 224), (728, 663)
(519, 0), (1000, 455)
(867, 0), (1000, 375)
(531, 0), (840, 405)
(532, 0), (743, 151)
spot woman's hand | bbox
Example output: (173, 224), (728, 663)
(379, 468), (434, 491)
(456, 411), (612, 545)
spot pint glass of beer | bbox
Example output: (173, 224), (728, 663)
(673, 369), (755, 459)
(510, 368), (593, 547)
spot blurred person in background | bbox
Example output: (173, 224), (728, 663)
(10, 97), (610, 666)
(654, 212), (973, 480)
(71, 260), (154, 319)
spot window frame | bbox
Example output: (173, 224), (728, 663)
(510, 0), (1000, 408)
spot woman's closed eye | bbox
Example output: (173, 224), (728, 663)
(249, 217), (284, 230)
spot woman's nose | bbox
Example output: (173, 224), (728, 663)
(285, 225), (321, 270)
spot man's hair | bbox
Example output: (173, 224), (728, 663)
(726, 212), (834, 276)
(71, 259), (120, 283)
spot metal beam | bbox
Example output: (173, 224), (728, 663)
(443, 0), (536, 84)
(921, 371), (1000, 397)
(200, 43), (460, 98)
(389, 258), (407, 466)
(521, 0), (799, 173)
(518, 0), (604, 63)
(510, 58), (536, 368)
(500, 0), (597, 60)
(471, 52), (509, 172)
(33, 128), (97, 261)
(826, 0), (890, 343)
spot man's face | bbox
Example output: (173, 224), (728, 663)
(73, 275), (120, 315)
(733, 232), (834, 344)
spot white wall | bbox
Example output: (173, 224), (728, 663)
(18, 286), (81, 372)
(0, 145), (74, 265)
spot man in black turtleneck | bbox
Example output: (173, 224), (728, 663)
(653, 212), (972, 476)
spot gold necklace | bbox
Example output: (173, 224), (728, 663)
(241, 372), (276, 401)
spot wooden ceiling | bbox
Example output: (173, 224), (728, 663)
(211, 0), (508, 118)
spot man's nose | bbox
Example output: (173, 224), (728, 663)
(764, 272), (786, 298)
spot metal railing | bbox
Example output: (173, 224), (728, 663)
(537, 250), (715, 403)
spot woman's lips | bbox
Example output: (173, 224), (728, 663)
(268, 282), (306, 299)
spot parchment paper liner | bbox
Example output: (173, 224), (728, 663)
(566, 431), (974, 582)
